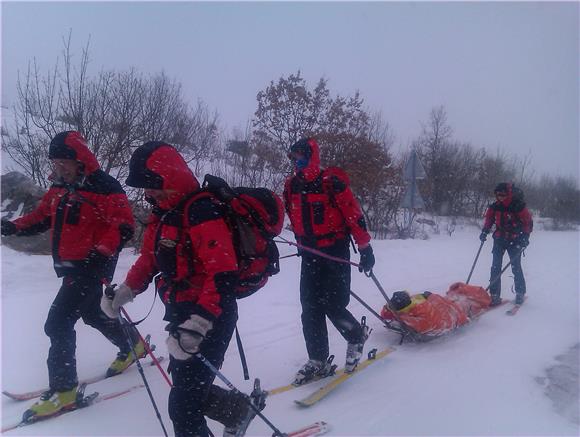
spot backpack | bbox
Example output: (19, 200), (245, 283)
(199, 174), (284, 298)
(510, 185), (526, 211)
(511, 185), (525, 203)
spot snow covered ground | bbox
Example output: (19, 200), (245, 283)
(1, 225), (579, 436)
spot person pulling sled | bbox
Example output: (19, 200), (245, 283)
(479, 183), (533, 306)
(284, 137), (375, 385)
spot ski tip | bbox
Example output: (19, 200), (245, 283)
(294, 399), (311, 408)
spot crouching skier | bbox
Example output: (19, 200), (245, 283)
(100, 142), (266, 437)
(0, 131), (141, 421)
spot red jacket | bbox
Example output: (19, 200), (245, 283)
(124, 142), (238, 321)
(12, 132), (134, 279)
(482, 183), (533, 240)
(283, 138), (371, 249)
(381, 283), (491, 336)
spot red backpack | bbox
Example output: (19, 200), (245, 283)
(197, 174), (284, 298)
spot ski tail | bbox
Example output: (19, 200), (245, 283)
(287, 421), (331, 437)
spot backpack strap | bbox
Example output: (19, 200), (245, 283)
(321, 167), (349, 207)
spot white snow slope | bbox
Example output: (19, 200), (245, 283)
(1, 226), (579, 436)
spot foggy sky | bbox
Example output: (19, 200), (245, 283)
(2, 1), (578, 179)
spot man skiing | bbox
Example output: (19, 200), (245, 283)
(381, 282), (492, 336)
(101, 142), (265, 437)
(479, 182), (533, 306)
(0, 131), (142, 419)
(283, 137), (375, 385)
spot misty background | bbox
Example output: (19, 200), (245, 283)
(1, 1), (578, 234)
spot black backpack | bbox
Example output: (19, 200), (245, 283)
(510, 185), (526, 211)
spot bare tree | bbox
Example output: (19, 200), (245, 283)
(2, 32), (218, 188)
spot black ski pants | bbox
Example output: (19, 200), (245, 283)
(489, 238), (526, 297)
(300, 241), (363, 362)
(168, 296), (241, 437)
(44, 275), (134, 392)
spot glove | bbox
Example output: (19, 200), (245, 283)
(479, 231), (488, 242)
(85, 249), (110, 279)
(1, 220), (17, 236)
(100, 283), (135, 319)
(516, 234), (529, 248)
(358, 244), (375, 273)
(166, 314), (214, 360)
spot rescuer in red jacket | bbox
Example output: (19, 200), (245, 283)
(0, 131), (139, 419)
(100, 142), (262, 437)
(480, 183), (533, 306)
(284, 137), (375, 385)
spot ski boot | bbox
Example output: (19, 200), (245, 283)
(515, 293), (525, 305)
(293, 355), (337, 386)
(345, 316), (372, 373)
(106, 336), (148, 377)
(223, 378), (267, 437)
(22, 385), (79, 421)
(489, 294), (502, 307)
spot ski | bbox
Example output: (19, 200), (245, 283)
(267, 356), (338, 396)
(1, 383), (145, 433)
(506, 296), (526, 316)
(3, 341), (163, 402)
(286, 421), (331, 437)
(294, 347), (394, 407)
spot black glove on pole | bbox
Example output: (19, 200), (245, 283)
(1, 220), (17, 236)
(358, 245), (375, 273)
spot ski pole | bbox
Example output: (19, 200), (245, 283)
(350, 289), (398, 331)
(466, 240), (485, 284)
(279, 252), (299, 260)
(103, 282), (172, 388)
(120, 308), (173, 388)
(485, 247), (525, 292)
(118, 312), (169, 437)
(350, 289), (385, 323)
(275, 236), (361, 268)
(367, 271), (423, 341)
(276, 236), (421, 340)
(194, 353), (285, 437)
(104, 283), (170, 437)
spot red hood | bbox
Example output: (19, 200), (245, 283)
(498, 183), (513, 208)
(293, 138), (321, 182)
(126, 142), (200, 209)
(49, 131), (100, 175)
